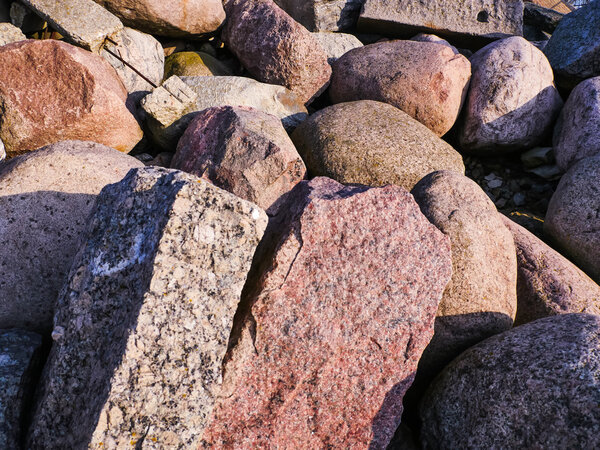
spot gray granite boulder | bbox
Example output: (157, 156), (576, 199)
(274, 0), (363, 31)
(0, 23), (26, 46)
(420, 314), (600, 449)
(27, 167), (267, 448)
(312, 31), (363, 64)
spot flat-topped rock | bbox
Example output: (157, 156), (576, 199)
(274, 0), (364, 31)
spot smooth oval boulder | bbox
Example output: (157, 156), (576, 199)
(172, 106), (306, 212)
(459, 36), (563, 154)
(164, 51), (232, 78)
(330, 40), (471, 136)
(0, 141), (143, 333)
(222, 0), (331, 104)
(0, 40), (142, 156)
(544, 155), (600, 284)
(420, 314), (600, 449)
(554, 77), (600, 170)
(291, 101), (465, 191)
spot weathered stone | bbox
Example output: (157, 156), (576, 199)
(94, 0), (225, 37)
(146, 76), (308, 151)
(172, 106), (306, 213)
(459, 37), (563, 154)
(274, 0), (363, 31)
(0, 141), (143, 333)
(9, 2), (44, 34)
(0, 40), (143, 156)
(27, 167), (268, 448)
(141, 75), (198, 127)
(545, 155), (600, 284)
(20, 0), (123, 52)
(0, 329), (43, 449)
(312, 31), (363, 64)
(420, 314), (600, 449)
(411, 33), (459, 54)
(330, 40), (471, 136)
(292, 101), (465, 191)
(358, 0), (523, 46)
(223, 0), (331, 104)
(202, 177), (452, 449)
(529, 0), (573, 15)
(0, 23), (26, 46)
(554, 77), (600, 170)
(164, 51), (232, 78)
(524, 2), (564, 34)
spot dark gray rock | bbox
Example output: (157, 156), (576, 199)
(274, 0), (363, 31)
(524, 2), (564, 34)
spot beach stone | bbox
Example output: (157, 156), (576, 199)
(202, 177), (453, 449)
(94, 0), (225, 37)
(27, 167), (268, 449)
(0, 141), (143, 333)
(420, 313), (600, 449)
(358, 0), (523, 45)
(500, 215), (600, 325)
(529, 0), (573, 15)
(223, 0), (331, 105)
(554, 77), (600, 170)
(0, 40), (143, 156)
(292, 100), (465, 191)
(164, 51), (232, 78)
(459, 37), (563, 154)
(146, 76), (308, 151)
(172, 106), (306, 213)
(0, 329), (43, 449)
(545, 155), (600, 284)
(544, 0), (600, 89)
(274, 0), (363, 31)
(312, 31), (363, 64)
(141, 75), (198, 127)
(411, 33), (459, 54)
(330, 40), (471, 136)
(0, 23), (26, 46)
(524, 2), (564, 34)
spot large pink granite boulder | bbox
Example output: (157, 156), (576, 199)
(222, 0), (332, 105)
(329, 40), (471, 136)
(201, 178), (453, 448)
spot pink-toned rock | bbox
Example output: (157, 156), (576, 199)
(202, 178), (453, 449)
(0, 40), (142, 157)
(222, 0), (332, 105)
(500, 214), (600, 325)
(329, 40), (471, 136)
(172, 106), (306, 213)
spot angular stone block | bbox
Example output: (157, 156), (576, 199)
(141, 75), (198, 127)
(274, 0), (364, 31)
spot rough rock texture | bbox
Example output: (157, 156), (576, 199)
(222, 0), (331, 104)
(274, 0), (364, 31)
(0, 141), (143, 333)
(291, 101), (465, 191)
(312, 31), (363, 64)
(141, 75), (198, 127)
(420, 314), (600, 449)
(94, 0), (225, 37)
(410, 171), (517, 389)
(543, 0), (600, 89)
(459, 37), (563, 154)
(0, 329), (43, 449)
(330, 40), (471, 136)
(545, 155), (600, 284)
(0, 40), (143, 156)
(358, 0), (523, 45)
(554, 77), (600, 170)
(146, 76), (308, 151)
(411, 33), (459, 54)
(172, 106), (306, 212)
(500, 215), (600, 325)
(0, 140), (5, 162)
(27, 168), (268, 449)
(164, 51), (232, 78)
(0, 22), (26, 46)
(202, 177), (453, 449)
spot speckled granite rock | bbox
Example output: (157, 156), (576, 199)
(500, 215), (600, 325)
(274, 0), (363, 31)
(420, 314), (600, 449)
(172, 106), (306, 213)
(0, 329), (43, 449)
(202, 177), (452, 449)
(312, 31), (363, 64)
(0, 23), (26, 46)
(27, 167), (268, 448)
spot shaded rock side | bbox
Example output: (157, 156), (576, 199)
(274, 0), (364, 31)
(202, 177), (453, 449)
(27, 167), (268, 448)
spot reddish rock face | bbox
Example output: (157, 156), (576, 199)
(0, 40), (142, 156)
(202, 178), (453, 449)
(222, 0), (332, 105)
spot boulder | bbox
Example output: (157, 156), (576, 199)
(312, 31), (363, 64)
(524, 2), (564, 34)
(459, 36), (563, 154)
(222, 0), (331, 104)
(554, 77), (600, 170)
(500, 215), (600, 325)
(0, 40), (142, 157)
(411, 33), (459, 54)
(0, 141), (143, 333)
(0, 23), (26, 46)
(202, 177), (452, 449)
(27, 168), (268, 448)
(273, 0), (363, 31)
(172, 106), (306, 212)
(544, 155), (600, 284)
(291, 100), (465, 191)
(164, 51), (233, 78)
(330, 40), (471, 136)
(420, 314), (600, 449)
